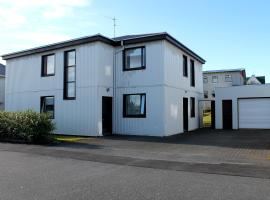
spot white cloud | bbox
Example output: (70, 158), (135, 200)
(0, 0), (91, 25)
(0, 0), (95, 61)
(15, 31), (72, 44)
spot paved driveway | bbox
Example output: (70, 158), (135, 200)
(1, 129), (270, 200)
(51, 129), (270, 166)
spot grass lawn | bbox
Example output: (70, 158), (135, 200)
(203, 112), (211, 127)
(54, 135), (85, 142)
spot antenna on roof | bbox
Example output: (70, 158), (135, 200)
(104, 16), (118, 38)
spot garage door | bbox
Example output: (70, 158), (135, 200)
(239, 98), (270, 129)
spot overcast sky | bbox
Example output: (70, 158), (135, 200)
(0, 0), (269, 81)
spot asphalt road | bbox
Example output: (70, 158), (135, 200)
(0, 149), (270, 200)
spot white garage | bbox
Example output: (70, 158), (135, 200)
(238, 98), (270, 129)
(215, 84), (270, 129)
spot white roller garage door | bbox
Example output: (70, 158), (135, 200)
(239, 98), (270, 129)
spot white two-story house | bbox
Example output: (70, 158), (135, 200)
(203, 68), (246, 101)
(2, 32), (205, 137)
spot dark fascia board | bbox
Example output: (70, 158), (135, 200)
(2, 33), (206, 64)
(119, 33), (206, 64)
(2, 34), (115, 60)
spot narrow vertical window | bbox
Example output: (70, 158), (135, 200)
(64, 50), (76, 99)
(183, 55), (188, 77)
(190, 59), (195, 87)
(41, 54), (55, 76)
(40, 96), (55, 119)
(190, 97), (195, 118)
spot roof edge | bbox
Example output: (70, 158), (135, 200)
(2, 34), (115, 60)
(2, 32), (206, 64)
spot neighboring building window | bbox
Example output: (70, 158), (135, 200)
(40, 96), (54, 119)
(203, 76), (208, 83)
(123, 47), (146, 70)
(64, 50), (76, 99)
(41, 54), (55, 76)
(212, 91), (215, 97)
(190, 97), (195, 118)
(123, 94), (146, 118)
(225, 74), (232, 82)
(212, 75), (218, 83)
(190, 59), (195, 87)
(183, 55), (188, 77)
(204, 91), (208, 98)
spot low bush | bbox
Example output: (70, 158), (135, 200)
(0, 110), (55, 144)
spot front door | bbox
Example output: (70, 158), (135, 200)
(222, 100), (232, 129)
(102, 97), (112, 135)
(183, 98), (188, 131)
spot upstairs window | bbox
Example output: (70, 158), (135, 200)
(225, 74), (232, 82)
(64, 50), (76, 100)
(41, 54), (55, 76)
(123, 47), (146, 71)
(183, 55), (188, 77)
(123, 94), (146, 118)
(190, 59), (195, 87)
(190, 97), (195, 118)
(40, 96), (55, 119)
(203, 76), (208, 83)
(212, 75), (218, 83)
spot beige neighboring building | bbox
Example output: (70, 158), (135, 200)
(0, 63), (5, 110)
(202, 68), (246, 109)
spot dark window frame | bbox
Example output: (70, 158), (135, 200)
(123, 46), (146, 71)
(41, 54), (55, 77)
(183, 55), (188, 77)
(204, 91), (208, 98)
(190, 97), (195, 118)
(40, 96), (55, 119)
(123, 93), (146, 118)
(190, 59), (195, 87)
(63, 49), (76, 100)
(212, 91), (215, 97)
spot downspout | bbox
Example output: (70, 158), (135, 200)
(113, 40), (124, 134)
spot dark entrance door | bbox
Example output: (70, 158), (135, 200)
(211, 101), (215, 129)
(222, 100), (232, 129)
(102, 97), (112, 135)
(183, 98), (188, 131)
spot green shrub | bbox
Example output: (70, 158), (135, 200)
(0, 110), (55, 144)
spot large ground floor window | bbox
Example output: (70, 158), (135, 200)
(123, 93), (146, 118)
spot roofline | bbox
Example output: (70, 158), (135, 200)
(2, 34), (115, 60)
(2, 33), (206, 64)
(120, 33), (205, 64)
(203, 68), (246, 74)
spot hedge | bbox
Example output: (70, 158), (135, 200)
(0, 110), (55, 144)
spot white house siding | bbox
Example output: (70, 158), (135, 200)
(215, 84), (270, 129)
(163, 41), (203, 135)
(0, 76), (4, 110)
(5, 41), (114, 136)
(114, 41), (166, 136)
